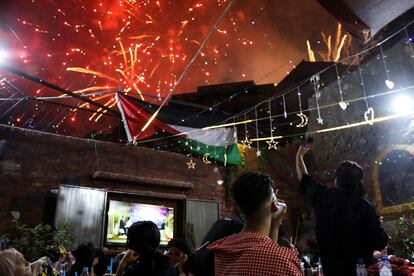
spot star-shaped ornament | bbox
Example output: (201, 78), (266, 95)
(266, 138), (278, 150)
(317, 117), (324, 125)
(187, 159), (196, 169)
(256, 150), (262, 157)
(241, 136), (252, 149)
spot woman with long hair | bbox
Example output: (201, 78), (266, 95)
(115, 221), (176, 276)
(296, 145), (388, 276)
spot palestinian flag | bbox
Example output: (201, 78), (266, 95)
(116, 93), (240, 165)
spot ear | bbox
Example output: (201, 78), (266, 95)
(271, 201), (278, 213)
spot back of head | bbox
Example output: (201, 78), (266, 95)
(336, 161), (365, 197)
(166, 238), (192, 255)
(72, 242), (96, 271)
(127, 221), (160, 256)
(231, 172), (273, 218)
(0, 248), (20, 276)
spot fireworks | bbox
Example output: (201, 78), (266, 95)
(307, 23), (353, 62)
(0, 0), (339, 136)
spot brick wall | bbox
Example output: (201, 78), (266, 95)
(0, 125), (233, 233)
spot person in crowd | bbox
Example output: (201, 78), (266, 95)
(208, 172), (302, 276)
(196, 218), (243, 276)
(52, 245), (75, 274)
(165, 238), (195, 276)
(119, 216), (126, 235)
(0, 247), (48, 276)
(296, 145), (389, 276)
(68, 242), (99, 276)
(115, 221), (176, 276)
(93, 247), (109, 276)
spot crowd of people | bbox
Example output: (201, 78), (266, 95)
(1, 146), (408, 276)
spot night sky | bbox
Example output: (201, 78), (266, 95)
(0, 0), (341, 137)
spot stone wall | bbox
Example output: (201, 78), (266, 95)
(305, 31), (414, 208)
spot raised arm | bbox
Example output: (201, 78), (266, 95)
(296, 146), (309, 181)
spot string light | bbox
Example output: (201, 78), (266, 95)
(335, 63), (347, 110)
(379, 44), (394, 89)
(295, 86), (308, 128)
(266, 100), (278, 149)
(255, 106), (261, 157)
(404, 27), (414, 58)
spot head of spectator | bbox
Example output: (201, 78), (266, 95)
(69, 242), (98, 276)
(335, 161), (366, 198)
(127, 221), (160, 259)
(115, 221), (176, 276)
(231, 172), (279, 233)
(0, 248), (47, 276)
(165, 238), (192, 266)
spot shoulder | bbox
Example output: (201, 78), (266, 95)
(259, 238), (298, 260)
(265, 243), (302, 274)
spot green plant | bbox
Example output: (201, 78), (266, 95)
(389, 205), (414, 259)
(1, 220), (74, 261)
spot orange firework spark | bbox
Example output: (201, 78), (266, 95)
(307, 23), (352, 62)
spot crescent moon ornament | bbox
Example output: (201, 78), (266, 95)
(296, 113), (308, 128)
(203, 153), (212, 164)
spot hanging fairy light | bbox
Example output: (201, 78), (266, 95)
(379, 44), (395, 89)
(241, 113), (252, 149)
(310, 74), (324, 125)
(358, 55), (375, 125)
(266, 100), (278, 149)
(255, 106), (261, 156)
(282, 93), (288, 118)
(295, 86), (308, 128)
(404, 27), (414, 58)
(335, 63), (347, 110)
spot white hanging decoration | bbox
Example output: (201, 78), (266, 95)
(379, 44), (394, 89)
(295, 87), (309, 128)
(310, 75), (324, 125)
(241, 114), (252, 149)
(187, 158), (196, 169)
(364, 107), (375, 125)
(266, 100), (278, 150)
(203, 153), (212, 164)
(254, 106), (261, 157)
(282, 93), (288, 118)
(358, 55), (375, 125)
(335, 63), (347, 110)
(404, 27), (414, 58)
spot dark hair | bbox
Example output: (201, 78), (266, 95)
(69, 242), (96, 276)
(336, 161), (365, 197)
(124, 222), (174, 276)
(127, 221), (160, 256)
(231, 172), (273, 217)
(165, 238), (192, 255)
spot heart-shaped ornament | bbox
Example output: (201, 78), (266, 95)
(339, 101), (347, 110)
(364, 107), (375, 125)
(385, 79), (394, 89)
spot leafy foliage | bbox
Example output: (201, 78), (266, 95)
(1, 220), (74, 262)
(389, 205), (414, 259)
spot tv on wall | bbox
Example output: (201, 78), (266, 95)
(105, 199), (175, 246)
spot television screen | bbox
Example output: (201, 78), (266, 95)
(106, 199), (174, 246)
